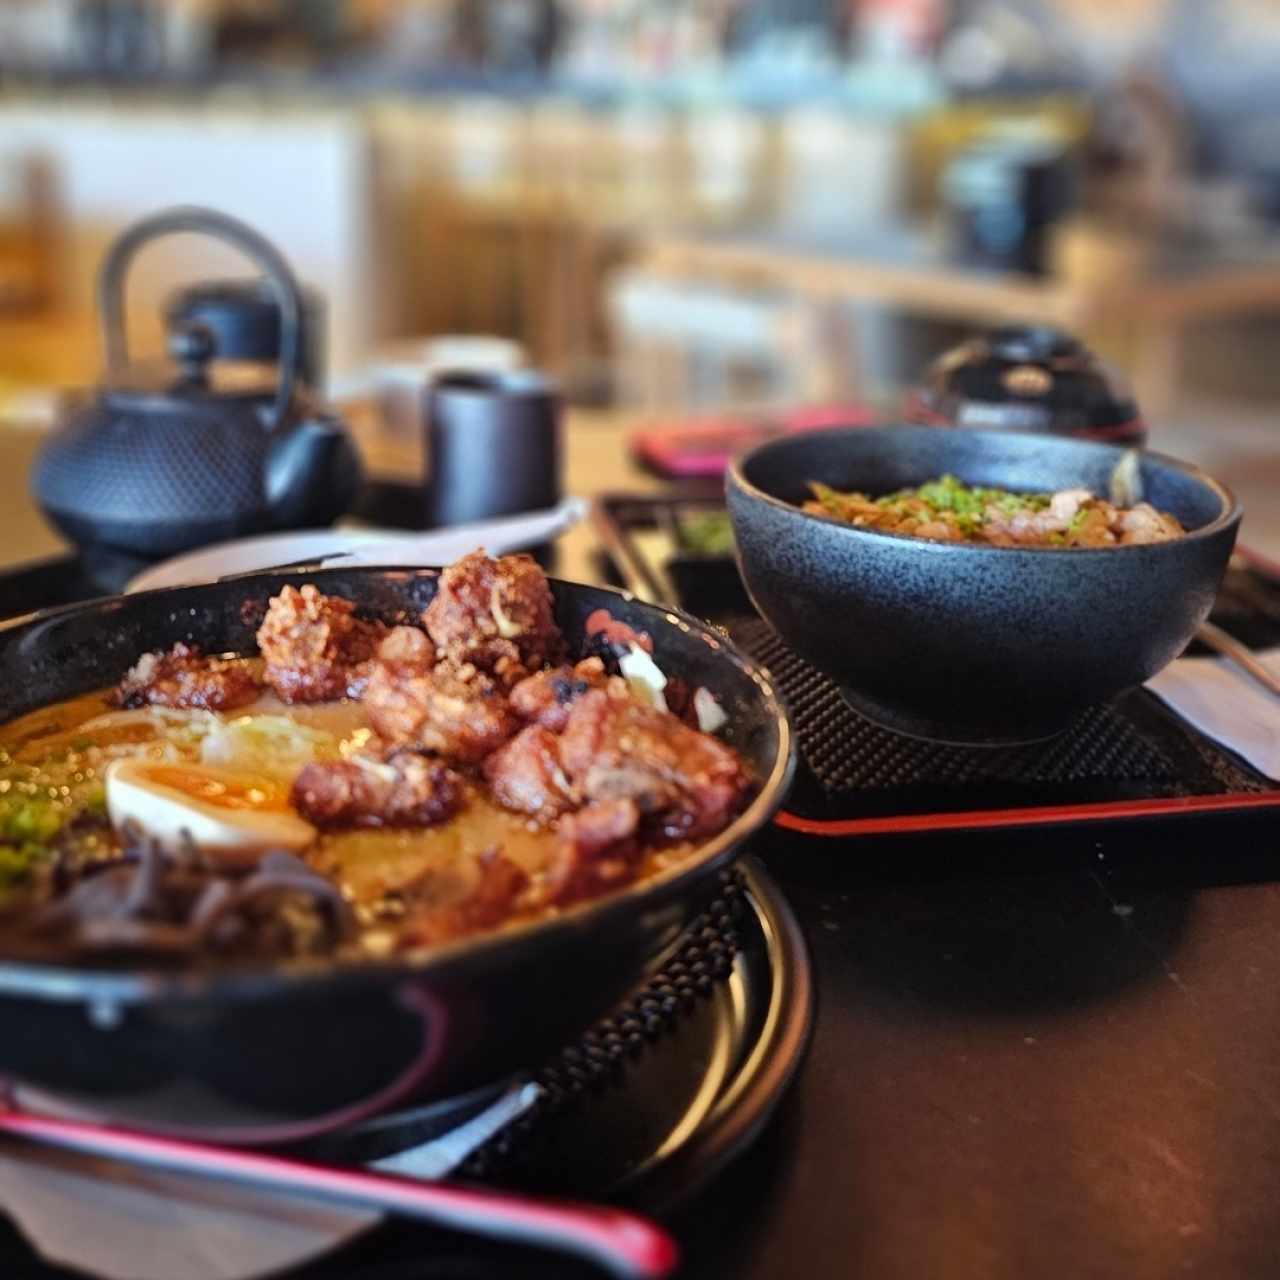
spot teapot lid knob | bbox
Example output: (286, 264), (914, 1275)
(168, 322), (216, 384)
(98, 207), (300, 432)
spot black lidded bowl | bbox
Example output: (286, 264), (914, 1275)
(0, 568), (793, 1144)
(726, 426), (1241, 745)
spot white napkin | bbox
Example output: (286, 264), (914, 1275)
(1147, 647), (1280, 780)
(0, 1079), (540, 1280)
(0, 1144), (375, 1280)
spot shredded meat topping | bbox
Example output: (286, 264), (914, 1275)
(113, 643), (262, 712)
(423, 551), (562, 685)
(291, 750), (463, 829)
(805, 475), (1186, 548)
(256, 585), (385, 703)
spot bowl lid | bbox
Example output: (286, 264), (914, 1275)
(910, 327), (1141, 436)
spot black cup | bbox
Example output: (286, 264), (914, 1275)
(423, 370), (562, 528)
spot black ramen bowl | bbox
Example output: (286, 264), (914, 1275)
(727, 426), (1241, 745)
(0, 569), (792, 1143)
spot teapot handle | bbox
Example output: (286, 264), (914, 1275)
(97, 205), (300, 433)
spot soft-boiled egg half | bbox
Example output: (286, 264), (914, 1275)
(104, 759), (317, 868)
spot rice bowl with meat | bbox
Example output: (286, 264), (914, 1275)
(727, 425), (1242, 743)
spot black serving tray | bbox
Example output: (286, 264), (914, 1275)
(594, 493), (1280, 839)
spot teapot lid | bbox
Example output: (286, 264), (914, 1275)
(100, 323), (278, 416)
(910, 326), (1141, 438)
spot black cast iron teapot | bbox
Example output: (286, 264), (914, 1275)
(34, 206), (362, 558)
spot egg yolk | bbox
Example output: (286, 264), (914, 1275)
(138, 766), (288, 812)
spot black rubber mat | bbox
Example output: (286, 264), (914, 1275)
(729, 617), (1273, 820)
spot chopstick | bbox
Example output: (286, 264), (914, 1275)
(1196, 621), (1280, 699)
(0, 1107), (678, 1279)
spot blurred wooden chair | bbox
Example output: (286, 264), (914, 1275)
(373, 99), (537, 351)
(558, 107), (689, 387)
(0, 152), (60, 318)
(371, 100), (782, 395)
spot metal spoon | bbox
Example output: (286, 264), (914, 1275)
(1108, 452), (1278, 697)
(0, 1107), (678, 1279)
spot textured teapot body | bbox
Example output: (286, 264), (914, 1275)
(265, 409), (363, 532)
(36, 397), (362, 557)
(35, 393), (275, 557)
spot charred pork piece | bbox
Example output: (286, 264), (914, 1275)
(291, 750), (464, 829)
(423, 552), (562, 687)
(559, 686), (751, 841)
(377, 623), (434, 665)
(256, 585), (385, 703)
(483, 725), (579, 819)
(365, 627), (519, 763)
(113, 642), (262, 712)
(542, 798), (642, 905)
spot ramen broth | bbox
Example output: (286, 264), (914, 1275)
(0, 678), (694, 944)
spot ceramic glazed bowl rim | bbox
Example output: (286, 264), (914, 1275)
(0, 572), (795, 1004)
(728, 426), (1243, 555)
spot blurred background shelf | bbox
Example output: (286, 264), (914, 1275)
(0, 0), (1277, 572)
